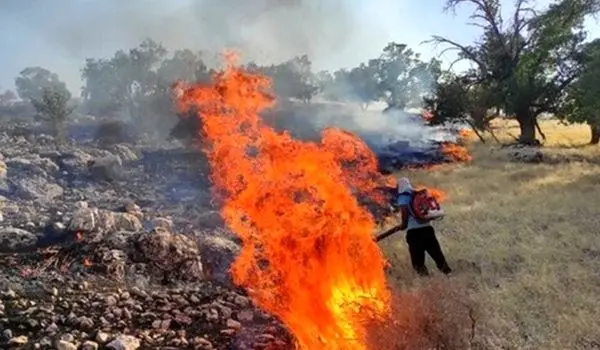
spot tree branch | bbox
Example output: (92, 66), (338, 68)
(423, 36), (486, 71)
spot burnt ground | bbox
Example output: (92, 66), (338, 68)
(0, 119), (296, 349)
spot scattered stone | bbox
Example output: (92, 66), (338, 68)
(226, 318), (242, 330)
(106, 335), (141, 350)
(56, 340), (78, 350)
(8, 335), (28, 345)
(81, 340), (100, 350)
(95, 331), (110, 343)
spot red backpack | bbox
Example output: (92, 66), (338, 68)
(409, 189), (445, 222)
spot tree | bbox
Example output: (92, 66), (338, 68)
(81, 38), (168, 119)
(430, 0), (600, 144)
(15, 67), (70, 102)
(0, 89), (17, 106)
(424, 73), (498, 142)
(31, 86), (75, 145)
(559, 38), (600, 144)
(347, 60), (381, 109)
(259, 55), (320, 103)
(377, 42), (439, 110)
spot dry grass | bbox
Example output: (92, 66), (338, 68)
(380, 119), (600, 349)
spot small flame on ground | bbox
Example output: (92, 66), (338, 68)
(440, 142), (473, 162)
(175, 52), (393, 349)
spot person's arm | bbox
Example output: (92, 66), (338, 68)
(398, 205), (408, 230)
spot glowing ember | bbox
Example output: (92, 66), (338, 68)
(175, 53), (392, 349)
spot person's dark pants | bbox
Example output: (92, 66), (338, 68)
(406, 226), (452, 276)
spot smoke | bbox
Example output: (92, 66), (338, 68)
(0, 0), (359, 91)
(0, 0), (457, 150)
(268, 100), (457, 152)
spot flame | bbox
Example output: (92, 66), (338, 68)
(175, 52), (392, 349)
(415, 186), (447, 203)
(83, 257), (92, 268)
(421, 111), (433, 122)
(440, 142), (472, 162)
(75, 232), (83, 241)
(458, 128), (475, 140)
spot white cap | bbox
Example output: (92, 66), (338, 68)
(397, 177), (413, 194)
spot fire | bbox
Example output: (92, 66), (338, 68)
(416, 186), (447, 203)
(421, 110), (433, 122)
(75, 232), (83, 241)
(440, 142), (472, 162)
(83, 257), (92, 268)
(175, 53), (392, 349)
(458, 128), (475, 140)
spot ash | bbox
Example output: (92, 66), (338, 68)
(0, 120), (294, 349)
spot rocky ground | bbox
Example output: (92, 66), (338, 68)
(0, 120), (294, 349)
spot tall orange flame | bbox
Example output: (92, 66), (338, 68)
(175, 53), (392, 349)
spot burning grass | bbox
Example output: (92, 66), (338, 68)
(175, 53), (396, 349)
(382, 119), (600, 349)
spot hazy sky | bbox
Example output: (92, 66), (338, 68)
(1, 0), (598, 96)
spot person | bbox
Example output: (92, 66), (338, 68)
(394, 177), (452, 277)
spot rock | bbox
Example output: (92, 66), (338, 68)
(237, 309), (254, 322)
(124, 202), (142, 219)
(58, 150), (93, 175)
(95, 331), (110, 344)
(56, 340), (77, 350)
(106, 295), (118, 306)
(0, 160), (6, 179)
(69, 207), (142, 234)
(151, 217), (173, 232)
(8, 335), (28, 345)
(81, 340), (99, 350)
(88, 155), (123, 182)
(60, 334), (75, 342)
(111, 144), (138, 162)
(111, 212), (143, 232)
(0, 227), (37, 251)
(506, 145), (543, 163)
(196, 231), (240, 283)
(2, 329), (13, 339)
(226, 318), (242, 330)
(106, 335), (141, 350)
(68, 207), (97, 232)
(135, 228), (204, 280)
(10, 176), (64, 201)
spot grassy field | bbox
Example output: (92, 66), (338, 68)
(379, 119), (600, 349)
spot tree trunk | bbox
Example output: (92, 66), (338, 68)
(516, 112), (538, 145)
(590, 124), (600, 144)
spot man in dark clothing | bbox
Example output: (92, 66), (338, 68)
(394, 177), (452, 276)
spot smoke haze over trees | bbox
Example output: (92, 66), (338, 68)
(1, 0), (600, 145)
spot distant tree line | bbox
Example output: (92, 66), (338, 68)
(2, 0), (600, 145)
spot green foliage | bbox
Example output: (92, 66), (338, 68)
(31, 86), (75, 144)
(432, 0), (600, 143)
(424, 74), (495, 132)
(256, 55), (320, 103)
(15, 67), (70, 102)
(559, 38), (600, 142)
(318, 42), (440, 110)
